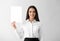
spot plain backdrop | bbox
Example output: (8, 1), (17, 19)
(0, 0), (60, 41)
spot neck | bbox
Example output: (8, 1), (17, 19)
(29, 18), (34, 23)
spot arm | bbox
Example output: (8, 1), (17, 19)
(38, 22), (43, 41)
(11, 21), (24, 39)
(15, 22), (24, 39)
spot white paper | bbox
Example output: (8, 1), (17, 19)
(10, 6), (22, 23)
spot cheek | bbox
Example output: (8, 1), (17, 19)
(32, 13), (36, 18)
(29, 13), (36, 17)
(33, 13), (36, 17)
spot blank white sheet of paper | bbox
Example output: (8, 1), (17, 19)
(10, 6), (22, 23)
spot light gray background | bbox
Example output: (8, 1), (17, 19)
(0, 0), (60, 41)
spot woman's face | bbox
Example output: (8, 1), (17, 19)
(29, 8), (36, 19)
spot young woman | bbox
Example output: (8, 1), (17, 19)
(11, 5), (41, 41)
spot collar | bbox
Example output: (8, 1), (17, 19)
(26, 19), (36, 24)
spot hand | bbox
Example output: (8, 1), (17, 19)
(11, 21), (16, 29)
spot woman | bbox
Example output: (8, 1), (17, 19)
(11, 5), (41, 41)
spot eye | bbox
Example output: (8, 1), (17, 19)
(29, 11), (31, 13)
(33, 11), (35, 13)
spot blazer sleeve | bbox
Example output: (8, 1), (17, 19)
(15, 22), (24, 39)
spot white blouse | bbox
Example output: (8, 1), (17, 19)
(16, 19), (42, 40)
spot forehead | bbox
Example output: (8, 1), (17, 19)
(29, 8), (35, 11)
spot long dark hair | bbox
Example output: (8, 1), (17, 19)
(26, 5), (40, 21)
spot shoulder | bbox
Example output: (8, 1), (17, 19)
(37, 21), (43, 27)
(35, 21), (41, 25)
